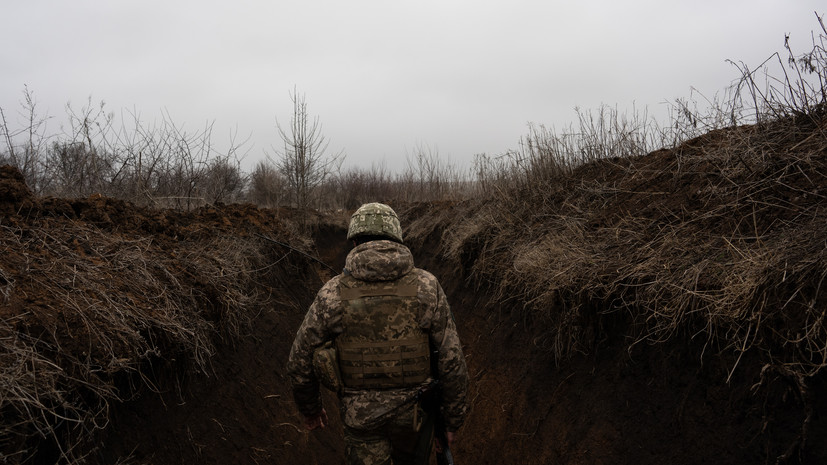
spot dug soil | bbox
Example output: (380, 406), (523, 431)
(97, 221), (825, 465)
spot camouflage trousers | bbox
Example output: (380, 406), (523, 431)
(343, 402), (434, 465)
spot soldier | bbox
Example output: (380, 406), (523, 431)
(287, 202), (469, 465)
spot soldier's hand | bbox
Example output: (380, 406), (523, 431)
(445, 431), (456, 448)
(304, 408), (328, 431)
(435, 431), (456, 453)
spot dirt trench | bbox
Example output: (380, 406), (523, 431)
(93, 218), (825, 465)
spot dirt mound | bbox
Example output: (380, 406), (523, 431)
(0, 165), (35, 215)
(0, 166), (336, 464)
(401, 115), (827, 464)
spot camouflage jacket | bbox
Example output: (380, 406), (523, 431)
(286, 240), (469, 431)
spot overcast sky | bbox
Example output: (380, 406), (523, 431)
(2, 1), (824, 173)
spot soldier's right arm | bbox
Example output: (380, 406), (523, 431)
(286, 278), (342, 417)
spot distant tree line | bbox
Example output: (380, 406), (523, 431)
(0, 86), (715, 212)
(0, 89), (487, 211)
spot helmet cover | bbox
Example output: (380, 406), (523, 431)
(347, 202), (403, 242)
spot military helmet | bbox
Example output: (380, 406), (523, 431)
(347, 202), (403, 242)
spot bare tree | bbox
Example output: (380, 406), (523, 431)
(0, 87), (52, 193)
(273, 89), (343, 212)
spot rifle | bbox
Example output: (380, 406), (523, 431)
(419, 380), (455, 465)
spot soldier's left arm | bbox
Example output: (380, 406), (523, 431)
(424, 275), (469, 432)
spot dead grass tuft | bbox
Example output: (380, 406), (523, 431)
(0, 201), (299, 463)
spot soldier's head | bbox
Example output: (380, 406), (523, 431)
(347, 202), (403, 245)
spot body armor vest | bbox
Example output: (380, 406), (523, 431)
(336, 272), (431, 389)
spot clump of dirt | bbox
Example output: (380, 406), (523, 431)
(0, 165), (35, 215)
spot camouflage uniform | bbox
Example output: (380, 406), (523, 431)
(287, 239), (468, 465)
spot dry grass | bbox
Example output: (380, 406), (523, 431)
(0, 215), (270, 463)
(403, 16), (827, 382)
(413, 114), (827, 388)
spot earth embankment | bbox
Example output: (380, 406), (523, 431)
(3, 109), (827, 465)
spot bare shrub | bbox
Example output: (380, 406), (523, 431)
(0, 87), (52, 193)
(46, 141), (115, 197)
(330, 163), (397, 211)
(311, 149), (474, 212)
(350, 143), (471, 204)
(247, 160), (287, 208)
(473, 105), (663, 200)
(0, 96), (249, 208)
(202, 157), (246, 204)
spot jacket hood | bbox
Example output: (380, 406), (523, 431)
(344, 240), (414, 282)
